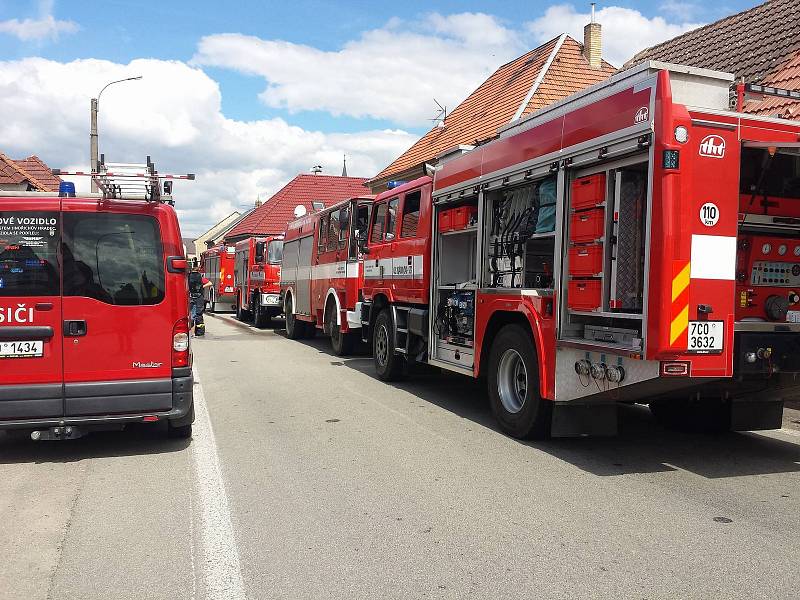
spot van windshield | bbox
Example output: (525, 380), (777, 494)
(268, 240), (283, 264)
(0, 211), (59, 297)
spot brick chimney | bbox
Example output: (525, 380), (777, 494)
(583, 3), (602, 69)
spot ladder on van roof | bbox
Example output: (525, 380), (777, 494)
(53, 155), (195, 204)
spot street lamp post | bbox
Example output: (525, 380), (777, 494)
(89, 75), (142, 191)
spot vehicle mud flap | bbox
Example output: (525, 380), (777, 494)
(730, 399), (783, 431)
(550, 402), (617, 437)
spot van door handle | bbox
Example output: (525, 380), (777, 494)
(63, 320), (87, 337)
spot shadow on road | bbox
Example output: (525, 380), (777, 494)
(0, 422), (191, 465)
(292, 332), (800, 480)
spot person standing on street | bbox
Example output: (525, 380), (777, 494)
(188, 266), (213, 336)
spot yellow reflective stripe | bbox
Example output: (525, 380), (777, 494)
(670, 305), (689, 345)
(671, 262), (691, 302)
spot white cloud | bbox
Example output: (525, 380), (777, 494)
(0, 0), (78, 42)
(0, 57), (416, 236)
(526, 4), (704, 67)
(191, 13), (525, 127)
(659, 1), (702, 22)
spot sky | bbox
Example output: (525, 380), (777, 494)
(0, 0), (757, 236)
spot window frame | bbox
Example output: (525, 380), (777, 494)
(399, 191), (421, 239)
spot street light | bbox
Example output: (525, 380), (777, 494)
(89, 75), (143, 191)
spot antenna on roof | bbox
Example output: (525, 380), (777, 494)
(311, 165), (323, 175)
(431, 98), (447, 129)
(590, 2), (596, 23)
(341, 154), (348, 177)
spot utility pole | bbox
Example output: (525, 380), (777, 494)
(90, 75), (143, 192)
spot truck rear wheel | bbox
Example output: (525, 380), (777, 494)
(487, 324), (551, 439)
(285, 296), (304, 339)
(373, 309), (404, 381)
(327, 304), (354, 356)
(254, 299), (269, 328)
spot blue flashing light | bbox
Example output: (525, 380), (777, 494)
(58, 181), (76, 197)
(387, 180), (407, 190)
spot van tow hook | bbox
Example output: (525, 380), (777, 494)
(30, 426), (84, 441)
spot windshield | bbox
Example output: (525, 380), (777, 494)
(268, 240), (283, 264)
(740, 147), (800, 200)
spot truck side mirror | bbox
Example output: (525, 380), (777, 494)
(255, 241), (266, 263)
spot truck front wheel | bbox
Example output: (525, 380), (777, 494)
(373, 309), (404, 381)
(487, 324), (551, 439)
(285, 296), (304, 339)
(328, 307), (355, 356)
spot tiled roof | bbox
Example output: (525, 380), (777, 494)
(744, 49), (800, 118)
(224, 174), (368, 240)
(369, 35), (615, 185)
(0, 152), (62, 191)
(626, 0), (800, 86)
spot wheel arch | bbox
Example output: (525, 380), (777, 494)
(323, 288), (343, 326)
(478, 310), (548, 398)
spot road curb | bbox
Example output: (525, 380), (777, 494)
(207, 312), (253, 332)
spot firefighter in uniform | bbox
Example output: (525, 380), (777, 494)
(188, 267), (213, 336)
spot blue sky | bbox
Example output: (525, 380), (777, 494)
(0, 0), (759, 234)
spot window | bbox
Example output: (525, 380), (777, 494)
(337, 206), (350, 246)
(0, 210), (59, 297)
(740, 147), (800, 200)
(371, 203), (387, 243)
(268, 240), (283, 264)
(385, 198), (399, 240)
(318, 215), (328, 251)
(351, 204), (370, 260)
(63, 213), (164, 305)
(312, 201), (325, 211)
(400, 191), (421, 238)
(327, 211), (339, 251)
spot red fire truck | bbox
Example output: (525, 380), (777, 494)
(358, 61), (800, 438)
(280, 196), (373, 354)
(200, 243), (236, 312)
(233, 235), (284, 327)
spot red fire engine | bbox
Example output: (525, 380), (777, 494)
(280, 196), (373, 354)
(200, 243), (236, 312)
(233, 235), (284, 327)
(358, 61), (800, 438)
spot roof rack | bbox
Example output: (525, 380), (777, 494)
(53, 155), (195, 204)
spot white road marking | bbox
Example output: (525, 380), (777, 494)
(191, 366), (247, 600)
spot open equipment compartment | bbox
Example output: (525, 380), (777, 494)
(560, 154), (650, 354)
(431, 193), (480, 371)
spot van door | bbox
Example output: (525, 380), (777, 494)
(0, 200), (64, 419)
(61, 207), (173, 416)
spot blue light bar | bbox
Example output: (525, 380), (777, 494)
(387, 180), (407, 189)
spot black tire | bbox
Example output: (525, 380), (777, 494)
(254, 298), (268, 328)
(373, 308), (404, 381)
(487, 324), (551, 439)
(285, 295), (304, 340)
(328, 304), (354, 356)
(207, 291), (216, 314)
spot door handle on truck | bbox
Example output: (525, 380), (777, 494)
(63, 320), (87, 337)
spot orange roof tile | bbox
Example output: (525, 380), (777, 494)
(369, 35), (615, 185)
(0, 152), (61, 191)
(225, 174), (367, 241)
(744, 49), (800, 118)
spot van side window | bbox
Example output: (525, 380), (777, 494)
(0, 210), (60, 297)
(63, 213), (164, 305)
(400, 191), (421, 238)
(371, 203), (387, 243)
(385, 197), (399, 241)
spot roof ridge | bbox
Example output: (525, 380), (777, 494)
(512, 33), (567, 122)
(0, 152), (49, 190)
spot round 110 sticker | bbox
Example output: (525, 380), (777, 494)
(700, 202), (720, 226)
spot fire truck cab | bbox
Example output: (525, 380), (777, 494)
(233, 235), (284, 327)
(280, 196), (372, 355)
(361, 61), (800, 438)
(200, 243), (236, 312)
(0, 160), (195, 440)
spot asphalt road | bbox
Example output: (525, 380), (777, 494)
(2, 313), (800, 599)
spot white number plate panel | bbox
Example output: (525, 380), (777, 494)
(0, 340), (43, 358)
(688, 321), (723, 354)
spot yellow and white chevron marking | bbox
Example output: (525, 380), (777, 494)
(670, 261), (691, 346)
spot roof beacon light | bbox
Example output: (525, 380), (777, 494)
(387, 180), (407, 190)
(58, 181), (76, 197)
